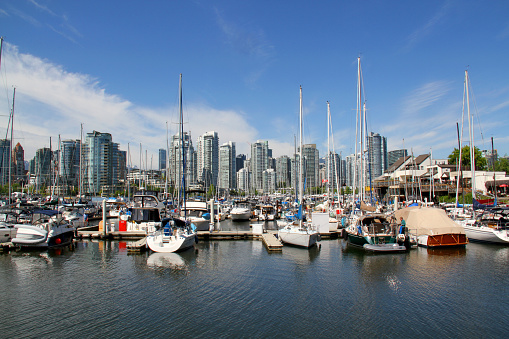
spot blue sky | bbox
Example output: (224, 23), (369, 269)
(0, 0), (508, 168)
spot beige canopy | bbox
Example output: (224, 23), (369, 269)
(394, 207), (465, 237)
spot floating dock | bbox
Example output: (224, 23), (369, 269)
(261, 233), (283, 251)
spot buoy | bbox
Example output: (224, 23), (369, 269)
(55, 238), (62, 245)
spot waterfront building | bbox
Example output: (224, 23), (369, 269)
(301, 144), (319, 191)
(197, 131), (219, 188)
(237, 167), (250, 192)
(276, 155), (291, 188)
(219, 141), (236, 191)
(0, 139), (10, 185)
(168, 132), (195, 192)
(250, 140), (269, 191)
(367, 132), (388, 180)
(236, 154), (246, 172)
(262, 168), (276, 193)
(12, 142), (25, 183)
(32, 147), (52, 189)
(59, 140), (80, 189)
(158, 148), (166, 170)
(82, 131), (122, 195)
(388, 149), (408, 168)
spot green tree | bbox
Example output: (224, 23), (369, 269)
(448, 146), (487, 170)
(494, 157), (509, 174)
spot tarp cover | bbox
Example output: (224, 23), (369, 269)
(360, 201), (376, 212)
(394, 207), (465, 237)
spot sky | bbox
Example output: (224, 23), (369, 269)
(0, 0), (508, 169)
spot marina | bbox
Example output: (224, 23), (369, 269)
(1, 227), (508, 338)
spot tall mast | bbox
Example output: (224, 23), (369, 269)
(179, 73), (187, 218)
(8, 87), (15, 204)
(299, 86), (303, 207)
(79, 123), (83, 199)
(466, 70), (475, 197)
(353, 57), (361, 209)
(327, 101), (331, 210)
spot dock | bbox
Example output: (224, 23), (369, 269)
(261, 233), (283, 251)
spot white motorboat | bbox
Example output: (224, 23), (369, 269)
(12, 210), (75, 248)
(182, 201), (211, 231)
(230, 205), (251, 221)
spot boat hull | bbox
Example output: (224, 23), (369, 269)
(463, 225), (509, 244)
(146, 230), (196, 253)
(417, 234), (468, 248)
(278, 227), (319, 248)
(230, 210), (251, 221)
(12, 225), (75, 248)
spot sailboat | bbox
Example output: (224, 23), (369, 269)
(278, 86), (319, 248)
(146, 74), (197, 253)
(458, 70), (509, 244)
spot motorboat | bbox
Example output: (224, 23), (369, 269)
(345, 213), (407, 252)
(230, 203), (252, 221)
(181, 201), (211, 231)
(12, 210), (75, 249)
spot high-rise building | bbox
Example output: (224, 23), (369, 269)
(301, 144), (319, 190)
(158, 148), (166, 170)
(59, 140), (81, 188)
(237, 167), (250, 192)
(276, 155), (291, 188)
(388, 149), (408, 168)
(12, 142), (25, 183)
(32, 147), (52, 188)
(262, 168), (276, 193)
(219, 141), (236, 191)
(82, 131), (121, 195)
(0, 139), (11, 185)
(236, 154), (246, 172)
(197, 131), (219, 188)
(250, 140), (269, 190)
(168, 132), (195, 191)
(367, 132), (388, 179)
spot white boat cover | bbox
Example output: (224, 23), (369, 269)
(394, 207), (465, 237)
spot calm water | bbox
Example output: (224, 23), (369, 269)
(1, 220), (508, 338)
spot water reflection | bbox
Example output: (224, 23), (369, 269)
(147, 252), (186, 269)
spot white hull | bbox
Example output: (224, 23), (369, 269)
(0, 225), (17, 242)
(230, 208), (251, 221)
(146, 230), (196, 253)
(12, 224), (75, 248)
(278, 224), (319, 248)
(464, 225), (509, 244)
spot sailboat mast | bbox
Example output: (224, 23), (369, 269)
(327, 101), (330, 209)
(299, 86), (303, 206)
(466, 70), (476, 198)
(8, 87), (15, 204)
(353, 57), (361, 208)
(179, 73), (187, 219)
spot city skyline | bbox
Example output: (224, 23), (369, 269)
(0, 1), (508, 168)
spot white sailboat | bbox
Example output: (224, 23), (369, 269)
(278, 86), (319, 248)
(146, 74), (197, 253)
(458, 70), (509, 244)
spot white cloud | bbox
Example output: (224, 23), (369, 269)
(0, 42), (260, 168)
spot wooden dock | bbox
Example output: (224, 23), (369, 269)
(261, 233), (283, 251)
